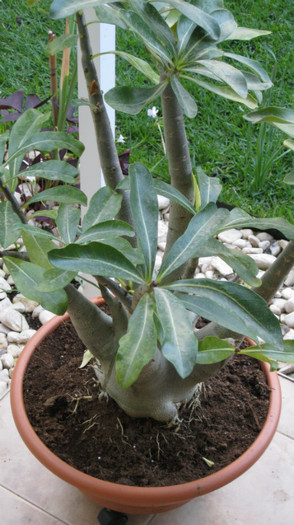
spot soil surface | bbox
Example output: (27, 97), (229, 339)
(23, 320), (271, 487)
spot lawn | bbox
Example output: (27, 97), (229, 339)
(1, 0), (293, 221)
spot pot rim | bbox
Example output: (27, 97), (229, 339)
(10, 297), (281, 504)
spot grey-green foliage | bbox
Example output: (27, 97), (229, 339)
(1, 1), (294, 421)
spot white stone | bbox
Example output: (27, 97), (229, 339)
(0, 333), (8, 350)
(0, 382), (8, 397)
(7, 344), (22, 358)
(8, 367), (14, 379)
(11, 302), (26, 313)
(270, 304), (281, 316)
(272, 298), (287, 311)
(248, 234), (260, 247)
(7, 275), (14, 286)
(279, 239), (289, 250)
(240, 228), (253, 239)
(0, 291), (7, 300)
(198, 256), (213, 267)
(223, 243), (240, 250)
(280, 313), (286, 324)
(284, 329), (294, 341)
(218, 229), (242, 244)
(32, 304), (44, 319)
(232, 238), (249, 249)
(242, 247), (263, 254)
(157, 220), (168, 243)
(257, 270), (265, 279)
(0, 269), (6, 278)
(270, 242), (281, 257)
(7, 329), (36, 344)
(12, 294), (39, 313)
(0, 369), (10, 384)
(0, 308), (29, 332)
(205, 270), (216, 280)
(256, 232), (274, 241)
(248, 253), (276, 270)
(259, 240), (271, 251)
(210, 257), (233, 277)
(1, 353), (14, 369)
(284, 268), (294, 287)
(157, 195), (169, 210)
(0, 361), (2, 371)
(281, 288), (294, 300)
(0, 323), (10, 335)
(158, 242), (166, 252)
(285, 298), (294, 314)
(195, 272), (206, 279)
(284, 312), (294, 329)
(0, 277), (11, 292)
(0, 297), (12, 312)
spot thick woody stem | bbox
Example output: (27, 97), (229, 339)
(0, 178), (27, 224)
(76, 13), (133, 229)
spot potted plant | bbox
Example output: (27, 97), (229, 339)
(1, 0), (294, 516)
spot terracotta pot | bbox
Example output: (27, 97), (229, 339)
(10, 298), (281, 515)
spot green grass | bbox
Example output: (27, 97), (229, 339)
(115, 0), (294, 222)
(0, 0), (293, 221)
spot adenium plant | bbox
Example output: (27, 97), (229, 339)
(1, 0), (294, 422)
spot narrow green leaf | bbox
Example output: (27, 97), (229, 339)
(38, 268), (77, 292)
(157, 203), (229, 281)
(155, 288), (198, 378)
(0, 131), (9, 164)
(105, 83), (168, 115)
(50, 0), (117, 19)
(20, 224), (61, 242)
(239, 341), (294, 364)
(96, 51), (160, 84)
(153, 179), (196, 215)
(77, 220), (134, 245)
(56, 204), (81, 244)
(94, 4), (128, 29)
(0, 202), (22, 249)
(244, 106), (294, 127)
(129, 163), (158, 280)
(166, 279), (284, 349)
(223, 53), (272, 84)
(27, 210), (58, 221)
(22, 230), (55, 269)
(225, 27), (271, 41)
(196, 336), (235, 364)
(99, 238), (145, 266)
(171, 75), (198, 118)
(156, 0), (220, 40)
(47, 34), (78, 55)
(23, 160), (79, 184)
(116, 294), (157, 388)
(82, 186), (122, 232)
(4, 131), (84, 167)
(284, 140), (294, 152)
(7, 109), (48, 191)
(196, 166), (222, 208)
(210, 8), (237, 41)
(4, 257), (68, 315)
(194, 238), (260, 287)
(48, 242), (146, 284)
(216, 208), (294, 241)
(130, 0), (176, 53)
(177, 15), (196, 56)
(182, 75), (258, 108)
(24, 186), (87, 207)
(195, 59), (248, 98)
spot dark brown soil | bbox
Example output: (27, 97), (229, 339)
(23, 320), (271, 487)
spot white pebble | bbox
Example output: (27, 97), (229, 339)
(7, 344), (22, 358)
(7, 275), (14, 286)
(233, 238), (249, 249)
(285, 298), (294, 314)
(7, 329), (36, 344)
(284, 329), (294, 340)
(284, 312), (294, 329)
(248, 253), (276, 270)
(240, 229), (253, 239)
(210, 257), (233, 277)
(0, 297), (12, 312)
(0, 369), (10, 384)
(39, 310), (56, 325)
(0, 277), (11, 292)
(259, 240), (271, 251)
(0, 308), (29, 332)
(0, 333), (8, 350)
(1, 353), (14, 369)
(32, 305), (44, 319)
(205, 270), (216, 280)
(157, 221), (168, 244)
(195, 272), (206, 279)
(281, 288), (294, 300)
(248, 234), (260, 247)
(0, 382), (8, 397)
(284, 268), (294, 287)
(0, 323), (10, 335)
(218, 229), (242, 244)
(270, 242), (281, 257)
(256, 232), (274, 241)
(242, 247), (263, 254)
(12, 294), (39, 313)
(272, 298), (287, 311)
(279, 239), (289, 250)
(157, 195), (170, 210)
(0, 269), (6, 278)
(269, 304), (281, 316)
(11, 302), (26, 313)
(0, 291), (7, 300)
